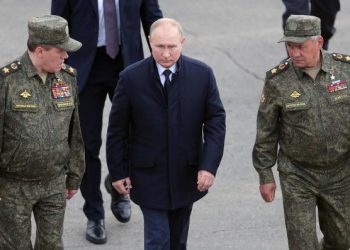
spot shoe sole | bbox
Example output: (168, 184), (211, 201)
(86, 234), (107, 244)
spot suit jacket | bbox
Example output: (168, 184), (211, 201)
(51, 0), (163, 92)
(106, 55), (226, 209)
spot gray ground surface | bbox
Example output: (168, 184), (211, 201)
(1, 0), (349, 249)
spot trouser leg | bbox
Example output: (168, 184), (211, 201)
(0, 177), (33, 250)
(33, 175), (66, 250)
(310, 0), (340, 49)
(141, 206), (171, 250)
(168, 205), (193, 250)
(318, 168), (350, 250)
(282, 0), (309, 28)
(79, 85), (107, 220)
(280, 173), (320, 250)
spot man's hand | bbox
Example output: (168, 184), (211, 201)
(65, 189), (78, 200)
(259, 182), (276, 202)
(197, 170), (215, 192)
(112, 177), (132, 195)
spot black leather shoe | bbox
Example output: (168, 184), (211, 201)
(104, 174), (131, 223)
(86, 219), (107, 244)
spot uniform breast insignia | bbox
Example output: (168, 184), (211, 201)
(20, 90), (32, 98)
(61, 63), (76, 76)
(266, 61), (290, 79)
(52, 78), (72, 99)
(290, 91), (301, 98)
(328, 80), (347, 93)
(0, 60), (21, 77)
(332, 53), (350, 63)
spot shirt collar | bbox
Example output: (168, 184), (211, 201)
(156, 63), (177, 77)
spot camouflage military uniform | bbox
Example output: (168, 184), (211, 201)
(253, 50), (350, 250)
(0, 52), (85, 249)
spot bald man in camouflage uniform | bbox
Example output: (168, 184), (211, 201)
(0, 15), (85, 249)
(253, 15), (350, 250)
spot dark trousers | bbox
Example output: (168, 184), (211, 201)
(140, 205), (193, 250)
(282, 0), (340, 49)
(79, 46), (123, 220)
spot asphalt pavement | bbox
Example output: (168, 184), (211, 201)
(1, 0), (350, 249)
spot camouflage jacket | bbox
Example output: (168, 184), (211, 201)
(0, 52), (85, 189)
(253, 50), (350, 184)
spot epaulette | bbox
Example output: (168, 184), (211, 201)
(266, 60), (290, 79)
(61, 63), (76, 76)
(332, 53), (350, 64)
(0, 60), (21, 77)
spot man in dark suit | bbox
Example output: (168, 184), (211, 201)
(106, 18), (226, 250)
(51, 0), (163, 244)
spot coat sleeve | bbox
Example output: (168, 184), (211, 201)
(140, 0), (163, 50)
(106, 74), (131, 182)
(200, 68), (226, 176)
(51, 0), (71, 20)
(66, 80), (85, 189)
(252, 78), (280, 185)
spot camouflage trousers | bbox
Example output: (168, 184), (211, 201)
(0, 174), (66, 250)
(279, 166), (350, 250)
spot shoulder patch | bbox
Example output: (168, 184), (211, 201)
(61, 64), (77, 76)
(0, 60), (21, 77)
(332, 53), (350, 64)
(266, 60), (290, 79)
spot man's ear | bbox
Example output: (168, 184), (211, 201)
(181, 37), (186, 46)
(34, 46), (45, 58)
(317, 36), (324, 49)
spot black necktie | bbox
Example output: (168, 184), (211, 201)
(163, 69), (172, 102)
(104, 0), (119, 59)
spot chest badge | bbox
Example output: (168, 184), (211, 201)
(290, 91), (301, 98)
(20, 90), (31, 98)
(51, 78), (71, 99)
(327, 80), (347, 93)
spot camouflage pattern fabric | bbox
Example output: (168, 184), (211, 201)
(253, 50), (350, 249)
(0, 52), (85, 189)
(0, 175), (66, 250)
(0, 51), (85, 249)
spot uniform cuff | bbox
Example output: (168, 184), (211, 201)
(65, 177), (80, 190)
(258, 169), (275, 185)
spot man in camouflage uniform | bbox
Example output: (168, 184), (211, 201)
(253, 15), (350, 250)
(0, 15), (85, 249)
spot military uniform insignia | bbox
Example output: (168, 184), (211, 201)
(260, 93), (266, 104)
(290, 91), (301, 98)
(52, 79), (71, 99)
(20, 90), (31, 98)
(332, 53), (350, 64)
(61, 63), (76, 76)
(2, 67), (10, 75)
(266, 61), (289, 79)
(328, 80), (347, 93)
(0, 60), (21, 77)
